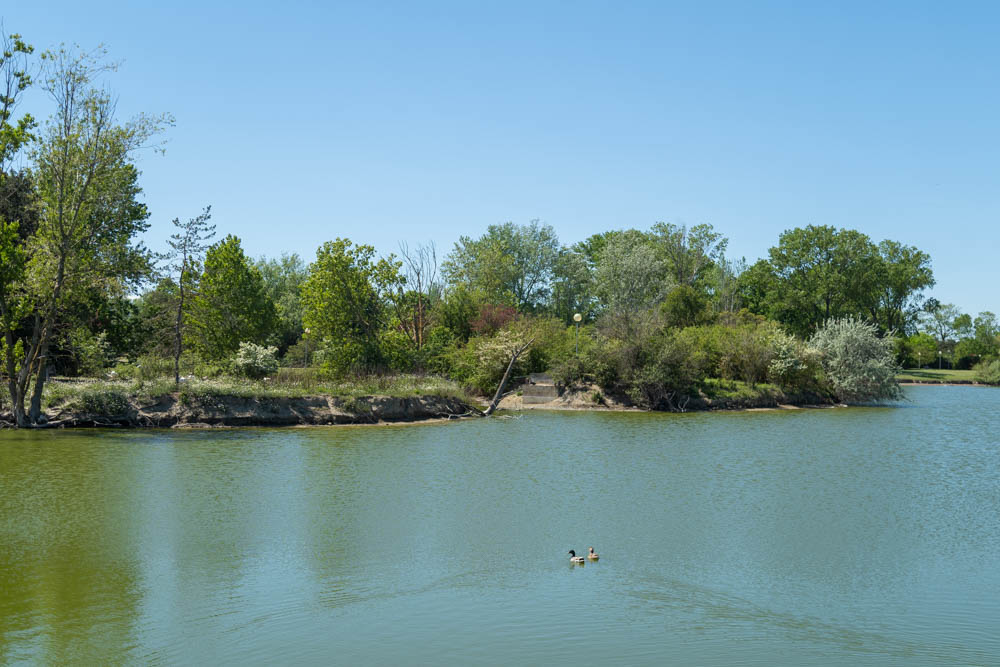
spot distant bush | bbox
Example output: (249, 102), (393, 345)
(973, 359), (1000, 385)
(810, 318), (901, 403)
(232, 342), (279, 379)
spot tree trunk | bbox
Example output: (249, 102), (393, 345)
(27, 342), (48, 423)
(483, 338), (533, 417)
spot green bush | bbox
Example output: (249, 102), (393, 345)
(232, 342), (279, 380)
(973, 359), (1000, 385)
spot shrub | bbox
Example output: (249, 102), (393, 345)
(810, 318), (901, 403)
(232, 342), (279, 380)
(973, 359), (1000, 385)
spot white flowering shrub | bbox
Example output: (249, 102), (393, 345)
(232, 342), (279, 379)
(810, 318), (901, 403)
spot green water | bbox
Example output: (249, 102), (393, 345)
(2, 385), (999, 665)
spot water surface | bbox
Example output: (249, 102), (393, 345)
(2, 386), (999, 665)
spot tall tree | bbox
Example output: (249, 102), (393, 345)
(163, 206), (214, 383)
(2, 45), (168, 426)
(442, 220), (559, 311)
(391, 241), (440, 351)
(867, 240), (934, 334)
(759, 226), (879, 337)
(189, 234), (277, 362)
(650, 222), (728, 288)
(301, 238), (402, 374)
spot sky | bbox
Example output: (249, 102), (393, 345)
(4, 1), (999, 315)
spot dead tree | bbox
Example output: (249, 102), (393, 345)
(483, 337), (534, 417)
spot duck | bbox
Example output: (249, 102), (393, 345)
(587, 547), (599, 561)
(568, 549), (586, 564)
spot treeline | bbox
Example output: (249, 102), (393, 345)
(3, 33), (999, 426)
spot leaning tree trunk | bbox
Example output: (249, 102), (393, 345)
(483, 338), (533, 417)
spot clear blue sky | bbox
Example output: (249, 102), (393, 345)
(5, 1), (998, 316)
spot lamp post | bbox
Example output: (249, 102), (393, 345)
(304, 328), (311, 368)
(917, 351), (922, 368)
(573, 313), (582, 355)
(938, 349), (942, 370)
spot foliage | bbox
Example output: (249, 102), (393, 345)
(742, 226), (933, 337)
(810, 317), (902, 403)
(256, 253), (307, 355)
(661, 285), (713, 328)
(66, 327), (111, 376)
(593, 230), (667, 317)
(162, 206), (215, 381)
(895, 332), (938, 368)
(650, 222), (728, 287)
(189, 235), (277, 361)
(442, 220), (559, 311)
(2, 44), (169, 425)
(232, 342), (279, 379)
(973, 359), (1000, 385)
(301, 238), (402, 375)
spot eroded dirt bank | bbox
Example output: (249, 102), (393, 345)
(2, 394), (477, 429)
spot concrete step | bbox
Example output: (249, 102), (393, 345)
(528, 373), (554, 385)
(522, 383), (560, 404)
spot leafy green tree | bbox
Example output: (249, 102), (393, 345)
(3, 45), (168, 425)
(189, 235), (277, 362)
(810, 317), (901, 403)
(593, 229), (667, 316)
(301, 238), (402, 374)
(650, 222), (728, 287)
(256, 252), (307, 356)
(549, 248), (595, 324)
(442, 220), (559, 311)
(868, 240), (934, 334)
(163, 206), (215, 382)
(919, 299), (961, 351)
(897, 332), (937, 368)
(764, 225), (879, 337)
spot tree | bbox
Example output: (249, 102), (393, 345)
(650, 222), (728, 287)
(442, 220), (559, 311)
(301, 238), (402, 374)
(3, 45), (168, 426)
(163, 206), (214, 382)
(593, 229), (668, 337)
(189, 235), (277, 362)
(810, 317), (902, 403)
(549, 247), (595, 324)
(765, 225), (879, 337)
(256, 252), (308, 356)
(391, 241), (440, 351)
(0, 28), (34, 176)
(920, 300), (961, 350)
(869, 240), (934, 334)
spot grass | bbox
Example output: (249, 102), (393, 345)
(896, 368), (977, 383)
(41, 372), (475, 412)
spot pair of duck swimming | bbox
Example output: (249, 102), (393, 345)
(568, 547), (599, 563)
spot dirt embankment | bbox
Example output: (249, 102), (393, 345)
(497, 383), (835, 412)
(8, 393), (478, 429)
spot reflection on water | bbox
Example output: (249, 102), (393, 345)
(2, 386), (999, 665)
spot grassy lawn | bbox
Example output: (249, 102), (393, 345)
(896, 368), (976, 382)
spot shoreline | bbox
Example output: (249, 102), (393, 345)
(7, 382), (989, 430)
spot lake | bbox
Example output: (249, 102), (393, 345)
(2, 385), (999, 665)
